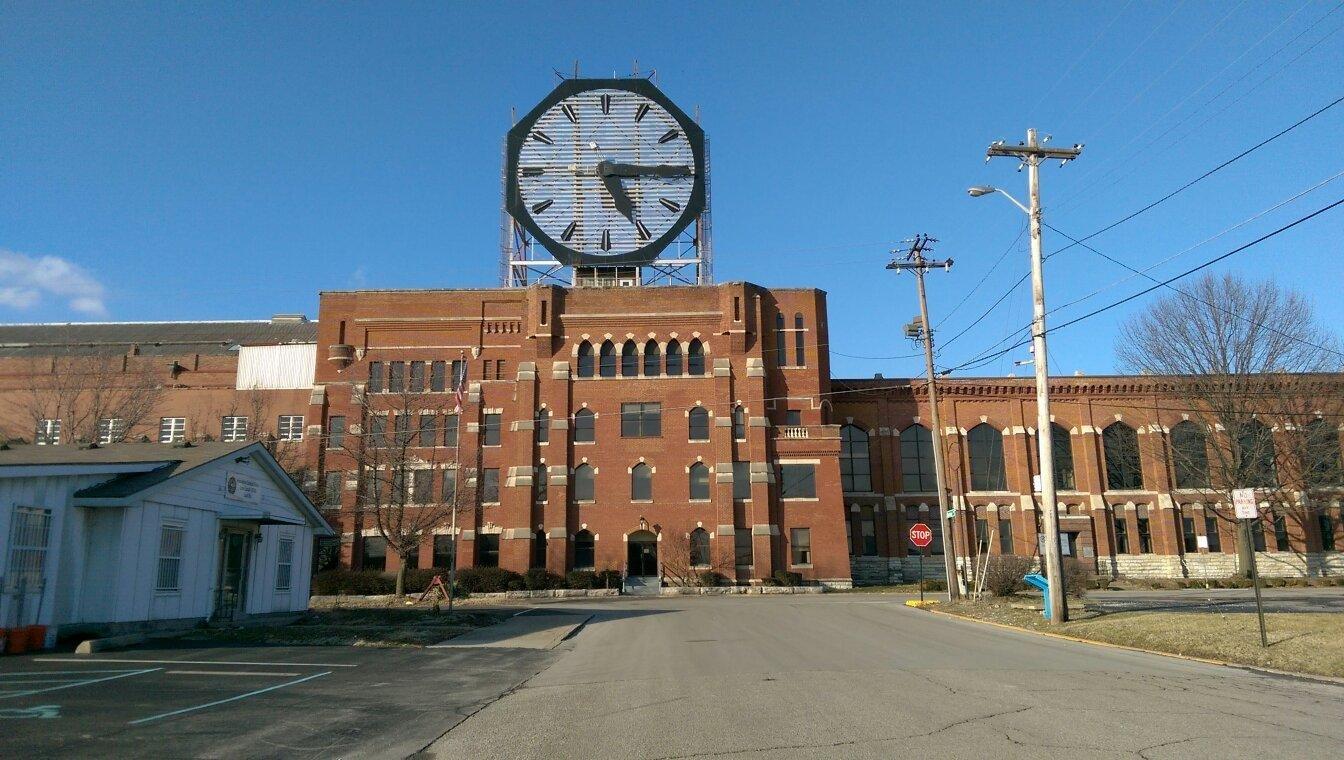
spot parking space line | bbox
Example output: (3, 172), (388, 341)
(166, 670), (301, 677)
(128, 671), (332, 726)
(1, 668), (161, 700)
(39, 657), (357, 668)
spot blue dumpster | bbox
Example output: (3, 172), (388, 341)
(1023, 573), (1050, 620)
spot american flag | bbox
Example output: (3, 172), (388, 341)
(453, 360), (466, 413)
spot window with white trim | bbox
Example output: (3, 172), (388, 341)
(276, 538), (294, 591)
(7, 507), (52, 590)
(278, 415), (304, 442)
(159, 417), (186, 444)
(791, 527), (812, 565)
(97, 417), (126, 445)
(221, 416), (249, 442)
(36, 418), (61, 445)
(156, 525), (185, 591)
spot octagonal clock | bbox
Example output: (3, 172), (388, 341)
(505, 78), (706, 268)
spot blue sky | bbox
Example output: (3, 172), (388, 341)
(4, 1), (1342, 378)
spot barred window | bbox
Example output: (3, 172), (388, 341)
(276, 538), (294, 591)
(278, 415), (304, 442)
(159, 417), (186, 444)
(97, 417), (126, 445)
(156, 525), (184, 591)
(7, 507), (52, 590)
(36, 418), (61, 446)
(221, 416), (248, 442)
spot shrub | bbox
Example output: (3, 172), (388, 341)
(697, 570), (725, 587)
(920, 579), (947, 592)
(453, 567), (524, 594)
(773, 571), (803, 587)
(759, 576), (781, 586)
(566, 570), (598, 589)
(1061, 558), (1094, 597)
(524, 568), (564, 590)
(310, 569), (395, 596)
(595, 569), (624, 589)
(981, 555), (1033, 597)
(1222, 576), (1254, 589)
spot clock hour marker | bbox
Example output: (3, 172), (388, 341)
(635, 103), (650, 122)
(658, 129), (680, 144)
(531, 199), (554, 214)
(635, 220), (651, 240)
(659, 197), (681, 212)
(530, 130), (554, 145)
(561, 221), (578, 241)
(521, 167), (544, 177)
(600, 94), (611, 114)
(600, 229), (612, 250)
(561, 104), (578, 123)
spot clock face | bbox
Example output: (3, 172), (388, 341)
(506, 79), (706, 267)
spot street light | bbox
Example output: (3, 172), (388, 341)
(967, 185), (1030, 215)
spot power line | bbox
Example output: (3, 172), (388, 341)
(935, 223), (1026, 328)
(1026, 0), (1137, 119)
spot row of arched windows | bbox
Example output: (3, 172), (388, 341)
(576, 338), (706, 378)
(569, 461), (713, 502)
(569, 405), (719, 443)
(569, 527), (713, 569)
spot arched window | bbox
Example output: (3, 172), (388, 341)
(794, 313), (805, 366)
(535, 408), (551, 444)
(1171, 420), (1209, 488)
(842, 424), (873, 492)
(688, 462), (710, 499)
(689, 527), (710, 566)
(774, 312), (787, 366)
(1237, 419), (1277, 488)
(1103, 422), (1143, 490)
(968, 423), (1007, 491)
(631, 462), (652, 501)
(599, 340), (617, 378)
(1051, 424), (1075, 491)
(732, 405), (746, 441)
(577, 341), (594, 378)
(621, 340), (638, 377)
(572, 463), (595, 501)
(899, 424), (933, 492)
(574, 409), (595, 443)
(574, 529), (595, 569)
(1306, 418), (1343, 487)
(643, 340), (661, 377)
(687, 338), (705, 375)
(665, 339), (682, 376)
(688, 407), (710, 441)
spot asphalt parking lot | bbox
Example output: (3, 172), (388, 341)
(0, 640), (557, 759)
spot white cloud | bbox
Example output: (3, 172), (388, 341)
(0, 249), (108, 317)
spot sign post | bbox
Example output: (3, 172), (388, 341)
(909, 523), (934, 604)
(1232, 488), (1269, 648)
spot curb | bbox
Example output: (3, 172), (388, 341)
(917, 605), (1344, 688)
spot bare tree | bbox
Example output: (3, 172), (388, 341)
(343, 388), (469, 596)
(3, 351), (165, 445)
(659, 528), (734, 586)
(203, 385), (309, 487)
(1116, 273), (1344, 574)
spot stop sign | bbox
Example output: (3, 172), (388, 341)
(909, 522), (934, 548)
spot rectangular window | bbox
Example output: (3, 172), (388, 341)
(275, 538), (294, 591)
(784, 410), (802, 426)
(481, 468), (499, 503)
(483, 413), (501, 446)
(406, 544), (420, 571)
(1252, 521), (1267, 552)
(35, 418), (61, 445)
(156, 525), (184, 591)
(734, 529), (753, 567)
(1137, 518), (1152, 554)
(409, 361), (425, 393)
(363, 536), (387, 572)
(393, 414), (411, 446)
(620, 402), (661, 437)
(1182, 517), (1198, 553)
(369, 415), (387, 448)
(430, 360), (446, 392)
(1113, 515), (1130, 554)
(1320, 515), (1336, 552)
(323, 471), (343, 508)
(443, 414), (459, 447)
(413, 469), (434, 504)
(97, 417), (126, 445)
(327, 415), (346, 449)
(477, 534), (500, 567)
(441, 469), (457, 502)
(419, 414), (437, 447)
(732, 461), (752, 500)
(278, 415), (304, 442)
(1205, 515), (1223, 552)
(535, 466), (548, 503)
(999, 518), (1013, 554)
(495, 360), (506, 380)
(975, 518), (989, 551)
(790, 527), (811, 566)
(535, 409), (550, 444)
(221, 416), (248, 442)
(861, 518), (877, 556)
(7, 507), (52, 590)
(368, 361), (384, 393)
(1273, 514), (1288, 551)
(433, 534), (456, 568)
(451, 359), (467, 390)
(159, 417), (186, 444)
(779, 464), (817, 499)
(388, 361), (405, 393)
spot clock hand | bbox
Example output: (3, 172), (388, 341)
(600, 173), (637, 223)
(598, 161), (693, 178)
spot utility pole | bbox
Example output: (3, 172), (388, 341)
(888, 234), (959, 602)
(982, 129), (1082, 623)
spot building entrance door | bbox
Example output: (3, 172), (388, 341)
(214, 530), (251, 621)
(626, 530), (658, 577)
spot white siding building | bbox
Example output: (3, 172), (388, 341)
(0, 441), (332, 647)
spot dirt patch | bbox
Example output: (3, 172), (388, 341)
(940, 598), (1344, 679)
(178, 608), (511, 648)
